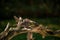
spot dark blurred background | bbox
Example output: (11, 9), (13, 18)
(0, 0), (60, 20)
(0, 0), (60, 40)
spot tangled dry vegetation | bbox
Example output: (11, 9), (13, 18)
(0, 16), (60, 40)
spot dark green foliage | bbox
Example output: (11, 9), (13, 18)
(11, 33), (27, 40)
(11, 33), (60, 40)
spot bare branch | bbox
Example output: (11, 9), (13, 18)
(0, 16), (60, 40)
(4, 22), (10, 31)
(0, 22), (10, 40)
